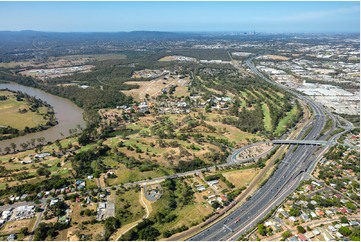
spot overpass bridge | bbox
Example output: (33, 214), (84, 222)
(271, 140), (335, 146)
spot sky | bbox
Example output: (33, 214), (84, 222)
(0, 1), (359, 33)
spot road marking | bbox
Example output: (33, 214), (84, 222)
(223, 224), (233, 233)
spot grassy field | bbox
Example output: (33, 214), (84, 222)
(66, 202), (103, 239)
(114, 189), (145, 225)
(0, 90), (47, 130)
(261, 103), (272, 132)
(86, 179), (98, 189)
(70, 203), (97, 224)
(0, 218), (36, 235)
(122, 75), (190, 101)
(151, 181), (213, 235)
(204, 121), (260, 144)
(101, 112), (260, 168)
(0, 137), (76, 194)
(222, 168), (260, 188)
(274, 104), (299, 135)
(106, 163), (172, 185)
(0, 157), (72, 193)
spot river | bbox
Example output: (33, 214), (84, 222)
(0, 83), (86, 153)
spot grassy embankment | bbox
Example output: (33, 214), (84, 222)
(0, 90), (48, 130)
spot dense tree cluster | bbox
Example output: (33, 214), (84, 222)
(33, 222), (69, 241)
(0, 175), (71, 197)
(72, 144), (110, 178)
(193, 67), (300, 137)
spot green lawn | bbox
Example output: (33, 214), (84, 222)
(261, 103), (272, 132)
(245, 89), (258, 99)
(86, 179), (98, 189)
(274, 104), (299, 135)
(240, 98), (247, 108)
(240, 90), (248, 98)
(106, 163), (173, 185)
(0, 90), (47, 130)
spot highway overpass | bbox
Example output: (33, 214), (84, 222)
(271, 140), (335, 146)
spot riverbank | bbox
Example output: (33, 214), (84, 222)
(0, 89), (58, 142)
(0, 83), (86, 154)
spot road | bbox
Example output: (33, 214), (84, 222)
(28, 203), (47, 241)
(188, 56), (352, 241)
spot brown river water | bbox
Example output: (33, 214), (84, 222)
(0, 83), (86, 153)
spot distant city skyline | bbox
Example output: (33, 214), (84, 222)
(0, 1), (359, 33)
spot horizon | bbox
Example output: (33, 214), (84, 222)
(0, 1), (359, 33)
(0, 30), (360, 35)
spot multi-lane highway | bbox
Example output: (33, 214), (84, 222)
(188, 57), (350, 241)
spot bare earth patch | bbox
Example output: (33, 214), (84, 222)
(0, 218), (36, 235)
(222, 169), (260, 188)
(263, 55), (290, 61)
(122, 76), (190, 101)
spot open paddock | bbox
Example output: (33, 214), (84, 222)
(222, 168), (260, 188)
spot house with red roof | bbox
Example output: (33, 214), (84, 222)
(305, 184), (314, 192)
(315, 210), (325, 216)
(298, 234), (307, 241)
(338, 207), (348, 214)
(334, 194), (342, 199)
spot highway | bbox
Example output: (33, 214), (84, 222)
(188, 57), (351, 241)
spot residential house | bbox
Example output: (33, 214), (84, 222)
(335, 232), (344, 239)
(315, 210), (324, 216)
(312, 228), (320, 236)
(304, 232), (315, 240)
(7, 234), (16, 241)
(349, 221), (359, 226)
(300, 213), (309, 221)
(328, 225), (336, 232)
(298, 234), (307, 241)
(319, 228), (334, 241)
(325, 209), (333, 216)
(310, 211), (317, 218)
(289, 216), (298, 223)
(338, 207), (348, 214)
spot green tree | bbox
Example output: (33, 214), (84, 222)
(340, 216), (349, 224)
(338, 227), (352, 236)
(350, 226), (360, 241)
(297, 226), (306, 234)
(258, 224), (267, 236)
(289, 207), (301, 217)
(307, 202), (315, 210)
(103, 217), (121, 240)
(20, 227), (29, 236)
(345, 202), (356, 210)
(36, 167), (51, 177)
(138, 226), (160, 241)
(282, 230), (292, 240)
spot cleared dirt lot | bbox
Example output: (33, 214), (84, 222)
(222, 169), (260, 188)
(263, 55), (290, 61)
(122, 76), (190, 101)
(0, 218), (36, 235)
